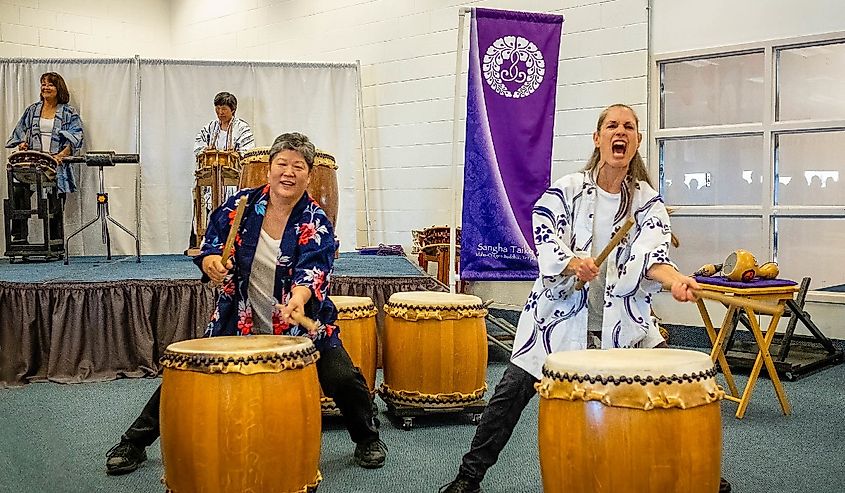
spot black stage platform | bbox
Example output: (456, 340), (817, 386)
(0, 253), (443, 388)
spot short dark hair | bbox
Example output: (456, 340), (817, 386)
(269, 132), (316, 170)
(40, 72), (69, 104)
(213, 91), (237, 113)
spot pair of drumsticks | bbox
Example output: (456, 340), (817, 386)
(218, 197), (320, 332)
(570, 218), (783, 316)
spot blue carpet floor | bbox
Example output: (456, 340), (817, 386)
(1, 345), (843, 493)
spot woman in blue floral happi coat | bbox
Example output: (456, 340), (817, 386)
(106, 133), (386, 476)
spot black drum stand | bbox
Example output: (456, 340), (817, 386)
(64, 152), (140, 264)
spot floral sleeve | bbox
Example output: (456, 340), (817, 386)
(291, 201), (334, 302)
(192, 193), (241, 278)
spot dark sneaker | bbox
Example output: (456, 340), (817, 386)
(106, 440), (147, 475)
(439, 474), (482, 493)
(353, 438), (387, 469)
(720, 477), (732, 493)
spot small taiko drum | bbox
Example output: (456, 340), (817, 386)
(238, 146), (271, 189)
(310, 149), (339, 226)
(195, 149), (241, 183)
(7, 150), (58, 184)
(160, 336), (322, 493)
(380, 291), (488, 407)
(321, 296), (378, 414)
(537, 348), (724, 493)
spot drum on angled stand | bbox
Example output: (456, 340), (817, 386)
(193, 149), (240, 246)
(321, 296), (378, 415)
(537, 348), (724, 493)
(7, 150), (58, 185)
(159, 335), (322, 493)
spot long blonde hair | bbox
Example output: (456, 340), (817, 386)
(583, 104), (652, 188)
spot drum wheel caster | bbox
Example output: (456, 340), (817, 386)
(401, 417), (414, 431)
(470, 413), (482, 425)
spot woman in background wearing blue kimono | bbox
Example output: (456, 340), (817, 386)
(440, 104), (731, 493)
(5, 72), (84, 243)
(106, 133), (386, 476)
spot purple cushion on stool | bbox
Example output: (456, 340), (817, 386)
(693, 275), (797, 289)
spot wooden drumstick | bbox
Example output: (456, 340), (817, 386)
(220, 196), (247, 266)
(573, 217), (636, 291)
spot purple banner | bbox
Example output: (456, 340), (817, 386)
(460, 8), (563, 280)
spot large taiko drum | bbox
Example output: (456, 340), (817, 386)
(195, 149), (241, 182)
(310, 150), (338, 226)
(160, 336), (322, 493)
(537, 348), (724, 493)
(238, 146), (271, 189)
(237, 147), (339, 226)
(321, 296), (378, 413)
(7, 150), (58, 184)
(380, 291), (488, 407)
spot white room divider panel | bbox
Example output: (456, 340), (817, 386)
(0, 58), (139, 256)
(139, 59), (362, 254)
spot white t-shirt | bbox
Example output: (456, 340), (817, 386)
(214, 127), (230, 150)
(587, 186), (621, 342)
(248, 228), (280, 333)
(39, 117), (54, 152)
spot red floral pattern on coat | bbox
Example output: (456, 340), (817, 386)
(237, 304), (253, 335)
(271, 309), (291, 335)
(298, 222), (317, 245)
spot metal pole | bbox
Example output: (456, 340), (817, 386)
(449, 7), (471, 294)
(356, 59), (372, 247)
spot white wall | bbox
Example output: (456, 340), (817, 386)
(0, 0), (171, 57)
(167, 0), (651, 309)
(652, 0), (845, 54)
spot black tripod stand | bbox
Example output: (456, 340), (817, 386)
(64, 152), (140, 264)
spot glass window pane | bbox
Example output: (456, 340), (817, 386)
(668, 216), (767, 277)
(661, 53), (764, 128)
(778, 42), (845, 121)
(776, 217), (845, 290)
(776, 131), (845, 206)
(660, 136), (764, 206)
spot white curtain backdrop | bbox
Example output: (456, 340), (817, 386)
(1, 58), (362, 256)
(0, 58), (139, 256)
(139, 59), (361, 254)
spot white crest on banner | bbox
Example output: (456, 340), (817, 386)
(482, 35), (546, 98)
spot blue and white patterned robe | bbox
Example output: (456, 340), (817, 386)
(511, 171), (673, 379)
(194, 186), (340, 351)
(5, 101), (85, 193)
(193, 118), (255, 157)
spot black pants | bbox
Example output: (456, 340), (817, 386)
(123, 343), (378, 447)
(10, 182), (64, 241)
(458, 362), (538, 481)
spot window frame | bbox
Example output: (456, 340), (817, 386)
(650, 31), (845, 301)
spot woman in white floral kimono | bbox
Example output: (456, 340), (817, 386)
(441, 104), (731, 493)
